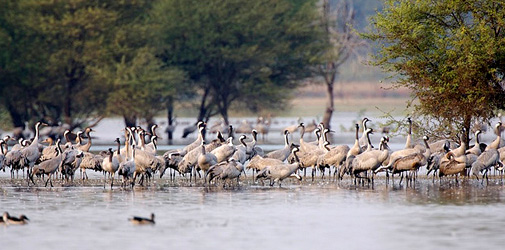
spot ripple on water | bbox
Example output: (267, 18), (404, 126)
(1, 177), (505, 250)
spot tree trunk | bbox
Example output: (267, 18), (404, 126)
(218, 100), (230, 127)
(64, 80), (73, 126)
(6, 100), (25, 128)
(322, 82), (334, 129)
(463, 116), (471, 149)
(166, 99), (174, 144)
(123, 114), (137, 128)
(197, 86), (211, 122)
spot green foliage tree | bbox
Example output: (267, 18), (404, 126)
(33, 0), (116, 128)
(1, 0), (188, 131)
(153, 0), (324, 124)
(0, 0), (49, 129)
(365, 0), (505, 144)
(103, 48), (187, 127)
(95, 0), (188, 128)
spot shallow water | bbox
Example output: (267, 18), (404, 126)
(1, 175), (505, 250)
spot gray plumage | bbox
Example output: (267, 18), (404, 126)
(265, 130), (291, 161)
(102, 148), (120, 189)
(256, 147), (302, 187)
(246, 155), (284, 173)
(178, 143), (202, 174)
(79, 151), (103, 179)
(76, 127), (93, 152)
(485, 122), (503, 150)
(230, 135), (248, 164)
(439, 152), (467, 177)
(118, 146), (136, 187)
(298, 123), (319, 152)
(351, 138), (390, 176)
(358, 117), (371, 147)
(206, 158), (244, 185)
(20, 122), (45, 171)
(471, 149), (501, 181)
(180, 122), (205, 155)
(210, 137), (236, 163)
(30, 140), (64, 187)
(197, 144), (218, 174)
(60, 149), (84, 182)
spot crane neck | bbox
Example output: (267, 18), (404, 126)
(284, 132), (289, 147)
(116, 140), (121, 155)
(355, 124), (359, 141)
(366, 130), (373, 150)
(56, 140), (62, 155)
(32, 122), (41, 145)
(85, 130), (92, 147)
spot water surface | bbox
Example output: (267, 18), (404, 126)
(1, 176), (504, 250)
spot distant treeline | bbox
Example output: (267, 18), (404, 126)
(0, 0), (349, 130)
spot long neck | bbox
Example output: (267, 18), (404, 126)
(65, 133), (71, 145)
(109, 151), (113, 162)
(228, 126), (233, 139)
(85, 131), (92, 148)
(125, 130), (130, 158)
(197, 127), (204, 142)
(139, 132), (146, 149)
(32, 123), (40, 145)
(152, 138), (157, 151)
(405, 120), (412, 148)
(355, 126), (359, 141)
(366, 131), (373, 149)
(151, 125), (157, 137)
(293, 151), (299, 163)
(284, 133), (289, 147)
(423, 138), (430, 149)
(408, 120), (412, 135)
(0, 142), (4, 155)
(475, 132), (480, 144)
(56, 141), (62, 155)
(116, 141), (121, 155)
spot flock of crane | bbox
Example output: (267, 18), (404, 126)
(0, 117), (504, 188)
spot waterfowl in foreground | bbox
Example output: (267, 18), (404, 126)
(2, 212), (29, 225)
(128, 213), (155, 225)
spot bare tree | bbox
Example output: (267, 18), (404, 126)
(318, 0), (366, 129)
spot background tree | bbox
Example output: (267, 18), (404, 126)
(318, 0), (365, 129)
(104, 48), (186, 128)
(33, 0), (116, 128)
(153, 0), (324, 125)
(97, 0), (188, 128)
(365, 0), (505, 144)
(0, 1), (50, 129)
